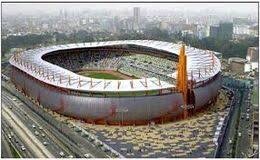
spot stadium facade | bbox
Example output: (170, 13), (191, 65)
(9, 40), (222, 125)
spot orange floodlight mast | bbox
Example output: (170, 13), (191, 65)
(177, 44), (188, 119)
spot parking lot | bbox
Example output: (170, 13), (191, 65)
(67, 89), (231, 158)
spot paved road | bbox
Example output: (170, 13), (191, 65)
(219, 77), (253, 158)
(1, 133), (13, 158)
(1, 88), (79, 158)
(236, 89), (253, 157)
(2, 90), (75, 158)
(2, 118), (34, 158)
(218, 79), (237, 157)
(2, 104), (53, 157)
(2, 82), (110, 158)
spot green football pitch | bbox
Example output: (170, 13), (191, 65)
(77, 70), (125, 80)
(75, 70), (166, 97)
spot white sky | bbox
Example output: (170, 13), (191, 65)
(2, 2), (258, 15)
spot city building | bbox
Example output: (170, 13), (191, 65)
(181, 30), (194, 37)
(246, 47), (259, 71)
(133, 7), (140, 30)
(249, 25), (259, 37)
(219, 22), (233, 39)
(196, 24), (210, 39)
(210, 25), (219, 37)
(233, 17), (258, 37)
(233, 17), (249, 25)
(159, 21), (169, 30)
(233, 25), (250, 35)
(214, 52), (223, 62)
(210, 22), (233, 39)
(228, 57), (248, 73)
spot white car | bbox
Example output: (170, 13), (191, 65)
(84, 154), (91, 158)
(89, 137), (94, 142)
(32, 124), (36, 128)
(75, 128), (82, 132)
(101, 146), (109, 152)
(21, 145), (26, 151)
(82, 133), (89, 137)
(68, 155), (73, 158)
(97, 142), (103, 147)
(34, 131), (39, 136)
(59, 151), (65, 157)
(43, 141), (48, 146)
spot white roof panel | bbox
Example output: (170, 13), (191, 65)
(9, 40), (221, 92)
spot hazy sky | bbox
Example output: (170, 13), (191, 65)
(2, 2), (258, 16)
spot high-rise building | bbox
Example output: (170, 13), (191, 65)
(59, 9), (63, 18)
(133, 7), (140, 30)
(209, 23), (233, 39)
(219, 22), (233, 39)
(209, 25), (219, 37)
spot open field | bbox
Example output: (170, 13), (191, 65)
(76, 70), (137, 80)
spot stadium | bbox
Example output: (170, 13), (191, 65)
(9, 40), (221, 125)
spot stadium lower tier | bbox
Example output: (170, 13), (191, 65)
(11, 67), (222, 125)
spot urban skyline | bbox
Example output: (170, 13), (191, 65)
(2, 2), (258, 16)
